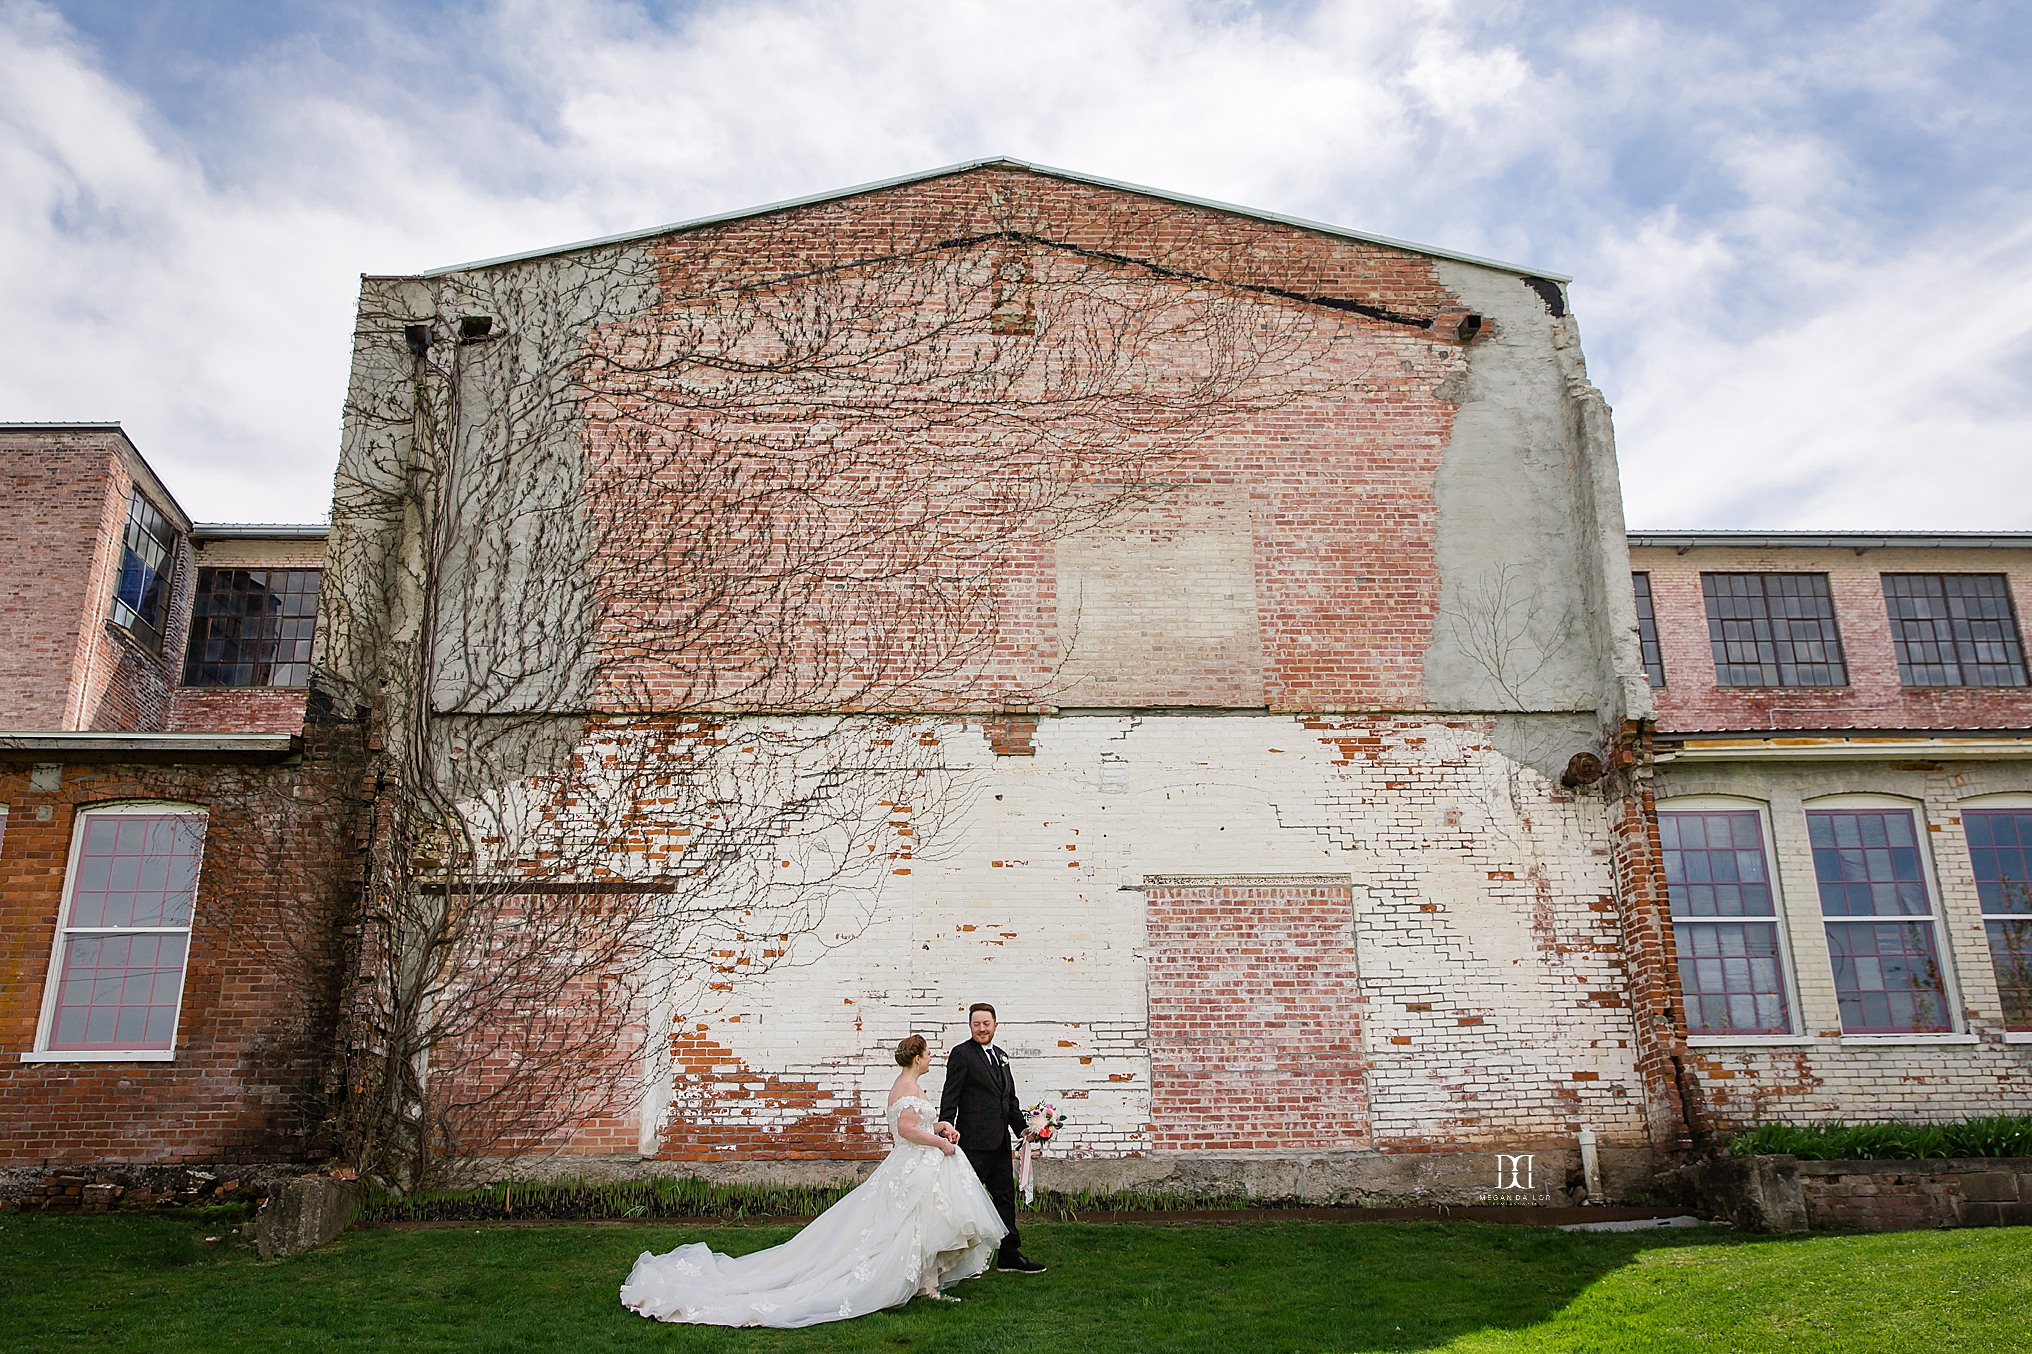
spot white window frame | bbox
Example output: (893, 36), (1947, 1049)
(1656, 795), (1807, 1046)
(1802, 792), (1964, 1042)
(22, 802), (208, 1064)
(1958, 792), (2032, 1043)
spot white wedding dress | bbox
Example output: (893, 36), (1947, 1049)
(620, 1095), (1007, 1327)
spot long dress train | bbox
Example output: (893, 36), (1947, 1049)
(619, 1095), (1007, 1327)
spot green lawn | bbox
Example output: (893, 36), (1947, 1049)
(2, 1215), (2026, 1352)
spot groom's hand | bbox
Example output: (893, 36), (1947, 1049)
(935, 1121), (960, 1143)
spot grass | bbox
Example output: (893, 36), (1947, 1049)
(1727, 1116), (2032, 1161)
(1, 1213), (2027, 1352)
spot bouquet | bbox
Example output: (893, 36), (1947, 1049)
(1019, 1102), (1067, 1203)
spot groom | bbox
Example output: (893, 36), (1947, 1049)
(936, 1002), (1047, 1274)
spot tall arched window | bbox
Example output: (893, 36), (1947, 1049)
(30, 805), (207, 1059)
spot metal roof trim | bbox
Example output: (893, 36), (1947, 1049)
(1656, 733), (2032, 763)
(413, 157), (1566, 283)
(191, 523), (330, 540)
(0, 731), (300, 761)
(1630, 531), (2032, 550)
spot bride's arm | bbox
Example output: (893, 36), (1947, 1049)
(895, 1106), (957, 1154)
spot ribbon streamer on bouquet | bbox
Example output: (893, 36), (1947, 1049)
(1019, 1138), (1035, 1204)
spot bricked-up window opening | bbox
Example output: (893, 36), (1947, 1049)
(110, 491), (176, 651)
(1700, 573), (1847, 686)
(1964, 809), (2032, 1031)
(41, 808), (206, 1053)
(1882, 574), (2029, 688)
(1659, 810), (1792, 1034)
(1632, 572), (1666, 687)
(1808, 808), (1952, 1034)
(181, 568), (322, 687)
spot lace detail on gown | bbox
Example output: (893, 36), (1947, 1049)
(619, 1095), (1008, 1328)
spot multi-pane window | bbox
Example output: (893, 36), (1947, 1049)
(1882, 574), (2028, 688)
(41, 808), (206, 1054)
(1632, 572), (1666, 687)
(1964, 809), (2032, 1031)
(1701, 573), (1847, 686)
(182, 569), (322, 688)
(1660, 809), (1791, 1034)
(110, 492), (177, 651)
(1808, 808), (1951, 1034)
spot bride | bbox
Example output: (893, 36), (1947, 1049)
(620, 1034), (1008, 1326)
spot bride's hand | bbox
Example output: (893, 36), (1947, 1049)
(939, 1139), (957, 1156)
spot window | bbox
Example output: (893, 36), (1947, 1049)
(110, 491), (178, 650)
(182, 568), (322, 688)
(1882, 574), (2028, 688)
(1700, 572), (1847, 686)
(1808, 807), (1951, 1033)
(1964, 808), (2032, 1031)
(35, 807), (206, 1056)
(1632, 572), (1666, 687)
(1659, 808), (1792, 1034)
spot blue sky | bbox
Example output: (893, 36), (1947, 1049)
(4, 0), (2029, 527)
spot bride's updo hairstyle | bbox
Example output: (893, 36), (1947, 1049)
(893, 1034), (927, 1067)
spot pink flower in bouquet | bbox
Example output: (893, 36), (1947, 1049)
(1026, 1101), (1067, 1143)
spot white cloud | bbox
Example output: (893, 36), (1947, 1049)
(0, 0), (2026, 529)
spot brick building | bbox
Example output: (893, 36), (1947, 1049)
(0, 424), (351, 1179)
(323, 160), (1669, 1201)
(1630, 532), (2032, 1136)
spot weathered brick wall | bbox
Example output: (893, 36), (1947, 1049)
(0, 739), (359, 1167)
(1633, 543), (2032, 734)
(585, 166), (1470, 715)
(1656, 758), (2032, 1134)
(537, 713), (1652, 1169)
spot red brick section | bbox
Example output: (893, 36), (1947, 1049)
(0, 728), (363, 1167)
(655, 1028), (879, 1161)
(1605, 720), (1695, 1152)
(1145, 881), (1369, 1152)
(165, 688), (310, 735)
(583, 166), (1466, 716)
(1633, 544), (2032, 734)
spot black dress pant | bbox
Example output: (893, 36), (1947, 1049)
(964, 1145), (1021, 1262)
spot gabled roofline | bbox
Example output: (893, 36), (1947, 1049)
(409, 157), (1568, 283)
(1630, 531), (2032, 551)
(0, 421), (191, 533)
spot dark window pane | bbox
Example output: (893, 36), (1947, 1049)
(1660, 810), (1791, 1034)
(1700, 573), (1846, 686)
(1964, 810), (2032, 1031)
(109, 492), (177, 649)
(180, 569), (322, 687)
(1673, 919), (1792, 1034)
(1807, 807), (1950, 1032)
(1883, 574), (2028, 687)
(1632, 572), (1666, 687)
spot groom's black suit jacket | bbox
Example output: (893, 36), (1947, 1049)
(939, 1039), (1027, 1152)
